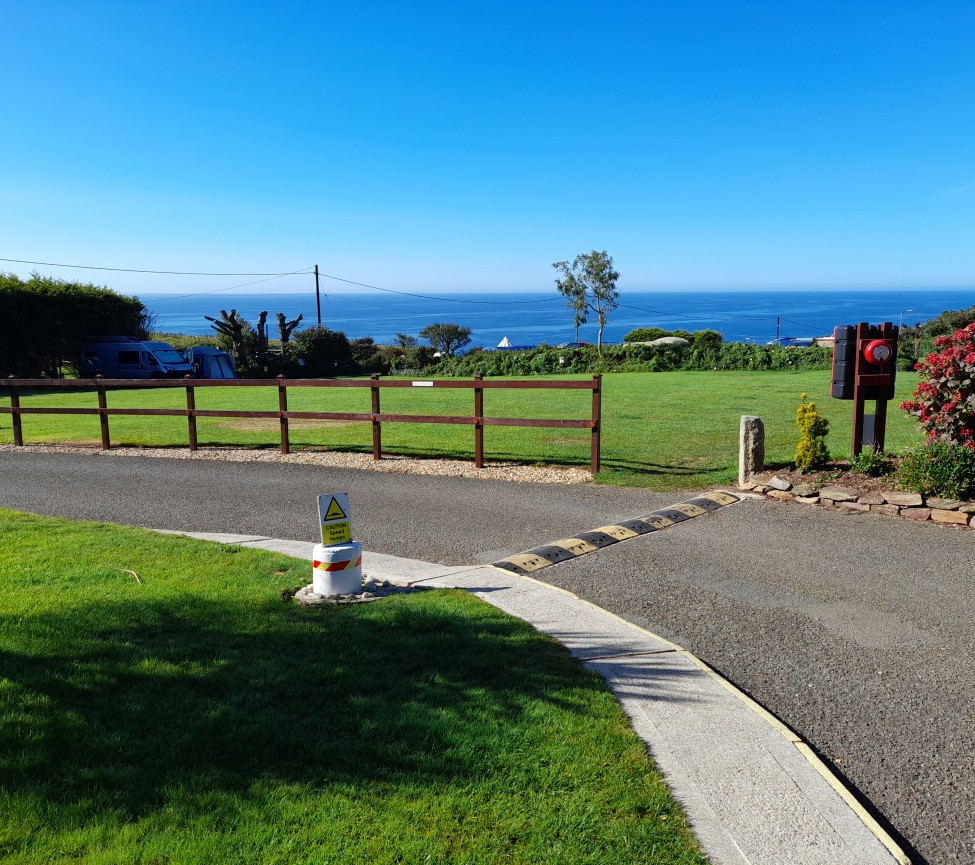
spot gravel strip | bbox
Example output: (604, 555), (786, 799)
(0, 443), (592, 485)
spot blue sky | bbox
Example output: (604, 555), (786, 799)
(2, 1), (974, 296)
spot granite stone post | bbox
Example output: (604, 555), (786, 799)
(739, 415), (765, 486)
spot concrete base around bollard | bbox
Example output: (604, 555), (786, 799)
(312, 541), (363, 596)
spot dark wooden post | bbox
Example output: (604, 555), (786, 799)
(851, 322), (868, 456)
(185, 380), (198, 451)
(871, 321), (897, 453)
(7, 377), (23, 446)
(8, 377), (23, 446)
(96, 376), (111, 450)
(851, 321), (896, 456)
(370, 374), (382, 460)
(591, 374), (602, 474)
(473, 374), (484, 468)
(277, 376), (290, 454)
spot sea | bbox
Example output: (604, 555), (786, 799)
(139, 288), (974, 347)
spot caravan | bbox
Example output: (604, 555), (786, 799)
(183, 346), (237, 379)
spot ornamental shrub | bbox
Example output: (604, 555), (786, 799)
(901, 322), (975, 450)
(897, 442), (975, 500)
(794, 393), (830, 471)
(849, 450), (894, 477)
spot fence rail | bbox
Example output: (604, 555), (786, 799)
(2, 374), (602, 473)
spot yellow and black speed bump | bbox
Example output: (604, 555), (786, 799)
(492, 490), (740, 576)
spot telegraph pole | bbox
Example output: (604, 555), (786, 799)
(314, 264), (321, 326)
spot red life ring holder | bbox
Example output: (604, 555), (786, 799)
(863, 339), (893, 365)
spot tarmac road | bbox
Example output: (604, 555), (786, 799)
(2, 450), (973, 865)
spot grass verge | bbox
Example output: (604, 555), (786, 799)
(0, 369), (924, 489)
(0, 510), (707, 865)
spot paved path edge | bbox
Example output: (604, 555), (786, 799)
(161, 530), (912, 865)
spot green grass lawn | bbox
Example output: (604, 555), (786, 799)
(0, 370), (924, 490)
(0, 510), (707, 865)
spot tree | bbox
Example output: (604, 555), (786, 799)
(552, 250), (620, 351)
(419, 322), (472, 357)
(205, 310), (252, 367)
(394, 333), (417, 349)
(276, 312), (303, 348)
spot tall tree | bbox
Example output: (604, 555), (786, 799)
(552, 270), (588, 341)
(552, 250), (620, 351)
(419, 322), (472, 356)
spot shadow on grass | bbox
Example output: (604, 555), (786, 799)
(0, 590), (700, 822)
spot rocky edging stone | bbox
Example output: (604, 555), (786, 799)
(739, 476), (975, 528)
(294, 577), (434, 605)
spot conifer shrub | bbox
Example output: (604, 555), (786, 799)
(794, 393), (830, 471)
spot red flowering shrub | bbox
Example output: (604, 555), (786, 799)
(901, 322), (975, 450)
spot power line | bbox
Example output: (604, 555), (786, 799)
(142, 273), (310, 303)
(3, 254), (562, 306)
(316, 270), (562, 305)
(0, 257), (312, 276)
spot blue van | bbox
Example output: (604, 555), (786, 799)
(80, 337), (195, 378)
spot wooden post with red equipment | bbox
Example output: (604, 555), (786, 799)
(831, 322), (898, 456)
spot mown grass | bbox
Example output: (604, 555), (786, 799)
(0, 510), (707, 865)
(0, 370), (924, 489)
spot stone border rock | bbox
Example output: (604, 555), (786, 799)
(293, 577), (435, 605)
(740, 475), (975, 528)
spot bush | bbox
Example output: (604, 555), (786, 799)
(901, 322), (975, 450)
(692, 329), (723, 347)
(349, 337), (385, 373)
(291, 326), (353, 377)
(623, 327), (670, 342)
(794, 393), (830, 472)
(849, 450), (894, 477)
(0, 272), (151, 377)
(432, 342), (832, 377)
(897, 443), (975, 499)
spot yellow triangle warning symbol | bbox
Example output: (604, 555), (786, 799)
(323, 497), (347, 521)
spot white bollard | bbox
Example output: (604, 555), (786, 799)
(312, 542), (363, 596)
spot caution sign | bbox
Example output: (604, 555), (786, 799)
(317, 493), (352, 546)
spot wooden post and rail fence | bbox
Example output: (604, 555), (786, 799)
(1, 374), (603, 473)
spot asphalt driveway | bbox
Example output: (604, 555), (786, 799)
(1, 450), (972, 864)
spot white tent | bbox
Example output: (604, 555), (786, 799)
(497, 336), (512, 347)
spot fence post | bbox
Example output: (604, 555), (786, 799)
(370, 374), (382, 460)
(8, 377), (23, 446)
(473, 374), (484, 468)
(591, 374), (601, 474)
(96, 376), (111, 450)
(277, 375), (290, 455)
(185, 379), (198, 451)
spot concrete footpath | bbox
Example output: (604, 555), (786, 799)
(161, 530), (910, 865)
